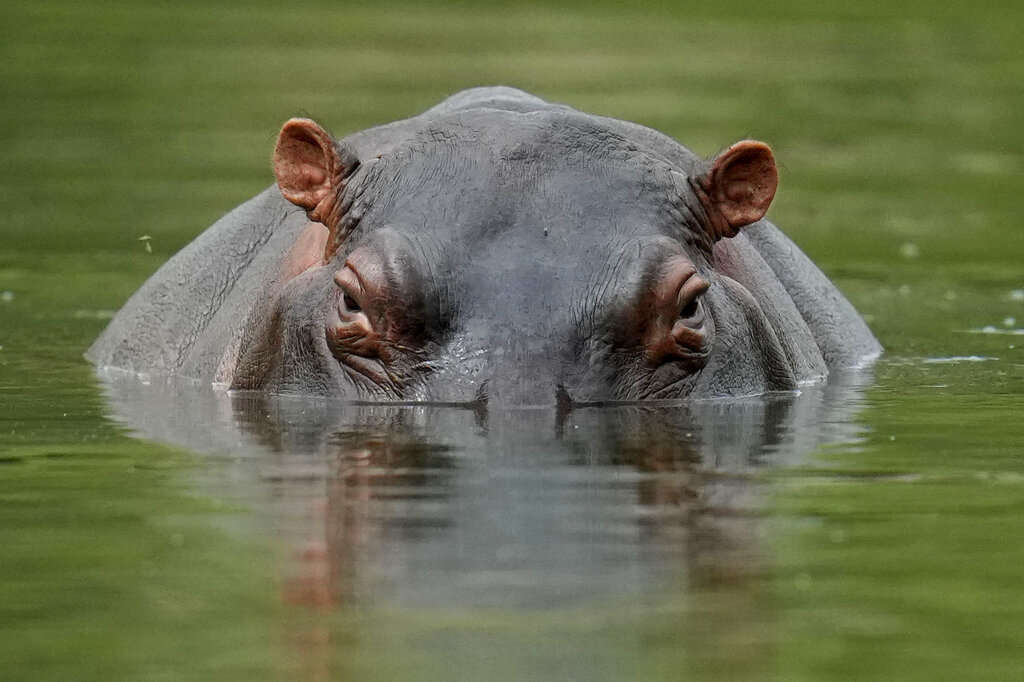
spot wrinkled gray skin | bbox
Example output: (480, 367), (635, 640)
(89, 87), (880, 406)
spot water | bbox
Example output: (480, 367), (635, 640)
(97, 369), (871, 608)
(2, 1), (1023, 680)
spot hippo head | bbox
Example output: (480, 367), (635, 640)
(232, 109), (785, 406)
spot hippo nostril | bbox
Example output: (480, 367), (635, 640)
(474, 373), (571, 409)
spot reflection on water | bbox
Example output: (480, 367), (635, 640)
(97, 369), (872, 614)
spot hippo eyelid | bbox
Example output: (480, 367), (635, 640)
(678, 271), (709, 301)
(333, 264), (361, 293)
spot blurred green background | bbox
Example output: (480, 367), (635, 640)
(1, 1), (1022, 680)
(5, 0), (1022, 271)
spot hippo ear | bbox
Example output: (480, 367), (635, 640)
(273, 118), (359, 231)
(692, 140), (778, 240)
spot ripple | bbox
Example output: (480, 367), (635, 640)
(922, 355), (996, 364)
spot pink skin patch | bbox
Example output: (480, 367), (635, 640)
(282, 222), (331, 277)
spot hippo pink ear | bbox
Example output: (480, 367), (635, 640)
(692, 140), (778, 240)
(274, 118), (358, 231)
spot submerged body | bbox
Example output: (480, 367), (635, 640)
(88, 87), (880, 405)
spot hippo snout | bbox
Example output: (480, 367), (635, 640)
(418, 337), (571, 408)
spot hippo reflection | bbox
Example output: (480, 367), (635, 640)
(88, 87), (879, 405)
(96, 367), (872, 609)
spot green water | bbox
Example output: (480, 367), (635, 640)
(2, 1), (1022, 680)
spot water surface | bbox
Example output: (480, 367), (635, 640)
(2, 1), (1022, 680)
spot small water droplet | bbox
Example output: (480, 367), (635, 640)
(1, 291), (13, 303)
(899, 242), (919, 258)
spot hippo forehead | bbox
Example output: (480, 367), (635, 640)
(339, 111), (708, 325)
(349, 109), (691, 237)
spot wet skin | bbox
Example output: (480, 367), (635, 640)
(88, 87), (880, 406)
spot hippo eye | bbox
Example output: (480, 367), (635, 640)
(643, 259), (712, 365)
(343, 293), (361, 313)
(334, 267), (367, 319)
(329, 266), (380, 361)
(680, 299), (700, 320)
(676, 276), (709, 327)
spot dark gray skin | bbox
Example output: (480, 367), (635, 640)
(88, 87), (880, 406)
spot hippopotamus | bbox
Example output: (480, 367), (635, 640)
(88, 87), (880, 406)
